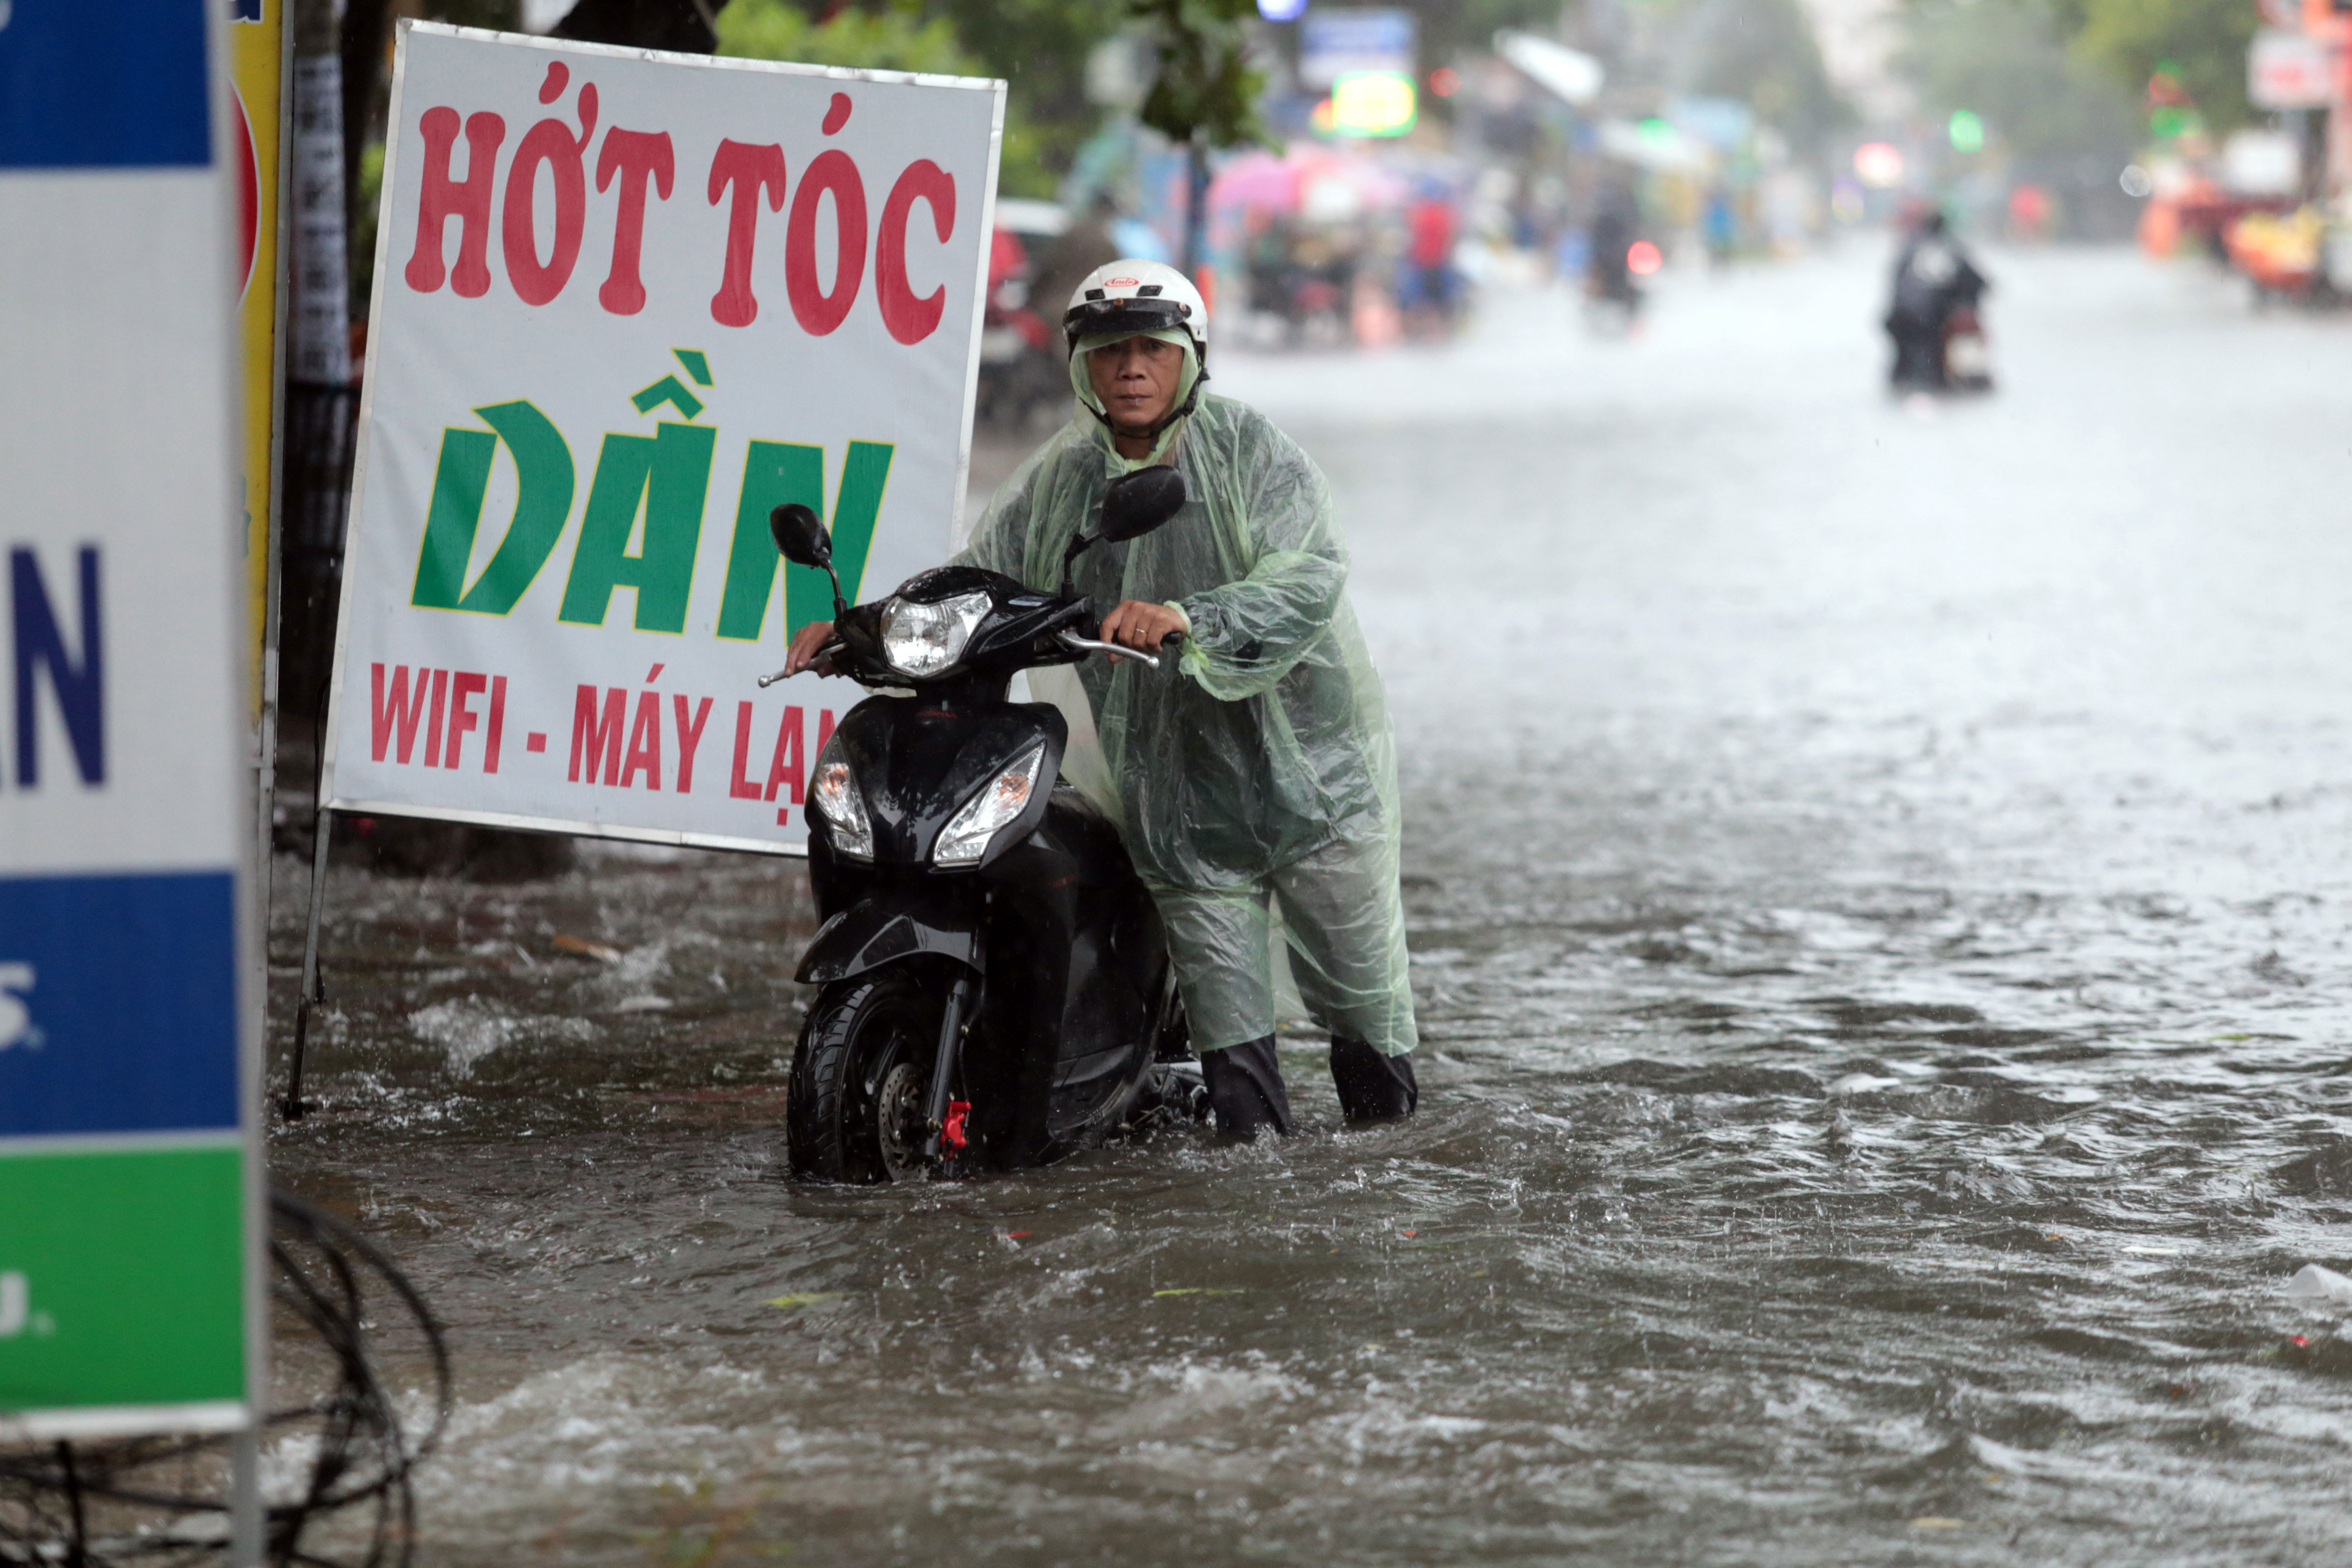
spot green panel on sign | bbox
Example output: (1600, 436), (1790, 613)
(712, 439), (894, 643)
(800, 441), (894, 637)
(714, 440), (824, 642)
(411, 402), (578, 616)
(560, 422), (717, 633)
(0, 1146), (245, 1413)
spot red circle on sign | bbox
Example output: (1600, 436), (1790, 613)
(1626, 240), (1662, 277)
(232, 85), (260, 301)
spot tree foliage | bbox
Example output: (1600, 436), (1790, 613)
(716, 0), (973, 74)
(1677, 0), (1850, 150)
(717, 0), (1082, 195)
(730, 0), (1131, 196)
(2064, 0), (2258, 133)
(1395, 0), (1564, 67)
(910, 0), (1129, 190)
(1897, 0), (2140, 162)
(1127, 0), (1266, 153)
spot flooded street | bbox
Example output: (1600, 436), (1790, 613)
(270, 242), (2352, 1564)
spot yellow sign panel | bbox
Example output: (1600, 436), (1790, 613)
(1330, 72), (1416, 138)
(230, 1), (285, 713)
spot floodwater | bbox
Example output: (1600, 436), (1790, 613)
(270, 242), (2352, 1565)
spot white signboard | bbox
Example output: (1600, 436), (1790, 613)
(325, 24), (1002, 853)
(2251, 29), (2334, 111)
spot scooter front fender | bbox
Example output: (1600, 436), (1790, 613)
(795, 886), (986, 986)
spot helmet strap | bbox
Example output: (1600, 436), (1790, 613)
(1157, 362), (1208, 433)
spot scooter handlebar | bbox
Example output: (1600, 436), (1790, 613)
(757, 623), (1174, 685)
(756, 637), (846, 686)
(1056, 629), (1174, 671)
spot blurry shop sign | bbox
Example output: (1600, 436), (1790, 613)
(230, 0), (286, 707)
(1671, 96), (1753, 152)
(2251, 30), (2334, 109)
(2223, 127), (2302, 193)
(322, 25), (1002, 856)
(1301, 8), (1415, 89)
(0, 0), (261, 1442)
(1326, 73), (1418, 138)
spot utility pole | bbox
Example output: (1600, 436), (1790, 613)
(293, 0), (351, 388)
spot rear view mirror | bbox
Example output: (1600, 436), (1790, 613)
(1059, 466), (1189, 597)
(1097, 467), (1186, 543)
(771, 502), (848, 620)
(769, 503), (831, 570)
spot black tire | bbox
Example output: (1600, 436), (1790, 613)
(787, 971), (944, 1184)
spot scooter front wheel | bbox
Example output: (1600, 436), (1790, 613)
(786, 971), (943, 1184)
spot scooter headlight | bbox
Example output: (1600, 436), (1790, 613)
(879, 590), (991, 680)
(812, 753), (874, 861)
(933, 746), (1045, 867)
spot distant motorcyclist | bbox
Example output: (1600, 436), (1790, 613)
(1586, 186), (1640, 306)
(1885, 207), (1988, 392)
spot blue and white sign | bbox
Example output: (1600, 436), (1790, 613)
(1299, 7), (1415, 88)
(0, 0), (214, 168)
(0, 873), (240, 1137)
(0, 0), (260, 1445)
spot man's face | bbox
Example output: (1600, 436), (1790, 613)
(1086, 335), (1185, 435)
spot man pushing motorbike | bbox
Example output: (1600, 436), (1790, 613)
(785, 260), (1418, 1138)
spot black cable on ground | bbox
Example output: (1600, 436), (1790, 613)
(0, 1189), (452, 1568)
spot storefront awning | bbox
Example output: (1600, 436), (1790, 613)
(1493, 30), (1605, 107)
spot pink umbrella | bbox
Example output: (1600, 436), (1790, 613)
(1210, 150), (1301, 214)
(1299, 150), (1409, 211)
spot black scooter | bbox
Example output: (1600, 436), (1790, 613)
(761, 470), (1200, 1182)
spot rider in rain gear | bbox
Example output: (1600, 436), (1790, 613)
(1885, 207), (1987, 391)
(787, 260), (1418, 1137)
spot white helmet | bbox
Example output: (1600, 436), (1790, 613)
(1062, 259), (1210, 368)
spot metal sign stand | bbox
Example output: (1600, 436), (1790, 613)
(283, 803), (335, 1120)
(283, 674), (340, 1120)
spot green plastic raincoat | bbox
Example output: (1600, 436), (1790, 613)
(952, 380), (1417, 1059)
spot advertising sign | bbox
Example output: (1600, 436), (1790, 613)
(1300, 8), (1415, 89)
(2251, 28), (2334, 110)
(322, 25), (1003, 855)
(0, 0), (260, 1439)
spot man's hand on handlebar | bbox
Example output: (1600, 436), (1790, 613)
(784, 619), (837, 677)
(1099, 600), (1185, 663)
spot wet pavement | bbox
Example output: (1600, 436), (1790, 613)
(270, 240), (2352, 1565)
